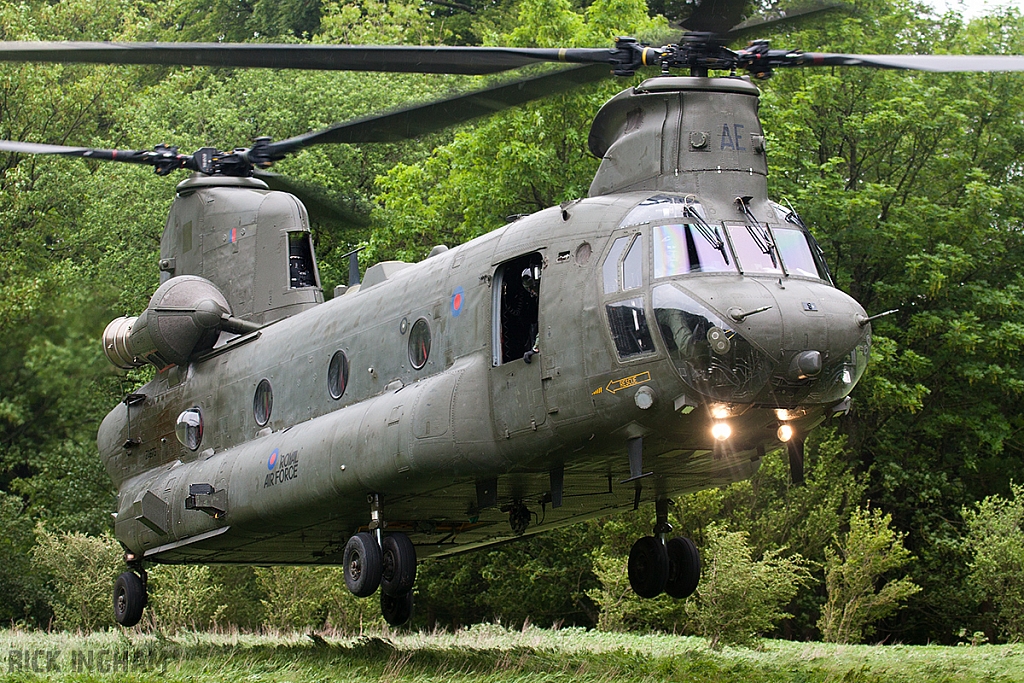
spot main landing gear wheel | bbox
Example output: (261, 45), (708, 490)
(344, 531), (382, 598)
(380, 589), (414, 627)
(381, 533), (417, 597)
(665, 537), (701, 599)
(113, 571), (146, 627)
(628, 536), (669, 598)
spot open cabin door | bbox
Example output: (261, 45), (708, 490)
(490, 252), (547, 437)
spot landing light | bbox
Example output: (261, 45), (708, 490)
(710, 404), (730, 419)
(777, 424), (795, 442)
(711, 422), (732, 441)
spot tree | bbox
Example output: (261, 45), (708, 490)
(963, 483), (1024, 642)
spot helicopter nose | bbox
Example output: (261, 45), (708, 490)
(788, 350), (821, 381)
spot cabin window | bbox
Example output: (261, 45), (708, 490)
(492, 252), (542, 365)
(328, 350), (350, 399)
(175, 407), (203, 451)
(409, 319), (431, 370)
(287, 231), (318, 288)
(607, 297), (654, 359)
(253, 379), (273, 426)
(620, 194), (690, 227)
(771, 226), (824, 279)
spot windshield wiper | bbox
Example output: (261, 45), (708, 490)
(683, 204), (730, 265)
(736, 196), (777, 268)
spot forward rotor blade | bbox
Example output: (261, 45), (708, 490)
(0, 140), (181, 167)
(265, 64), (612, 155)
(0, 41), (626, 75)
(787, 53), (1024, 71)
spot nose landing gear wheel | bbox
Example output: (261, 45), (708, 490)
(665, 536), (701, 599)
(113, 571), (146, 627)
(380, 589), (414, 627)
(344, 532), (383, 597)
(381, 533), (417, 597)
(628, 536), (669, 598)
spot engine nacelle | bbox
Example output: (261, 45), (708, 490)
(102, 276), (259, 369)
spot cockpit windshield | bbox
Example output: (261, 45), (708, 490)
(771, 226), (824, 279)
(653, 224), (733, 277)
(726, 224), (781, 274)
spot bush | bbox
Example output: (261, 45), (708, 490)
(963, 483), (1024, 642)
(31, 527), (122, 630)
(0, 493), (48, 625)
(589, 523), (811, 648)
(818, 506), (920, 643)
(255, 566), (381, 633)
(683, 524), (811, 648)
(147, 564), (225, 632)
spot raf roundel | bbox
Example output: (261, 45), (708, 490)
(450, 286), (465, 317)
(267, 449), (279, 471)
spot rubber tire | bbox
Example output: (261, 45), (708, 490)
(113, 571), (146, 627)
(665, 537), (701, 599)
(628, 536), (669, 598)
(344, 532), (383, 598)
(381, 589), (414, 627)
(381, 533), (417, 597)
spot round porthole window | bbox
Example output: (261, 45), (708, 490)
(253, 379), (273, 426)
(175, 407), (203, 451)
(328, 350), (350, 400)
(408, 318), (431, 370)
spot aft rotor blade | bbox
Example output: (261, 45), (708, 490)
(265, 64), (612, 155)
(789, 53), (1024, 71)
(722, 2), (852, 41)
(254, 170), (370, 227)
(679, 0), (752, 35)
(0, 41), (627, 75)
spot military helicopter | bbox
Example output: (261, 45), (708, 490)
(1, 0), (1022, 629)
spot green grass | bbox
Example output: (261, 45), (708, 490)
(1, 625), (1022, 682)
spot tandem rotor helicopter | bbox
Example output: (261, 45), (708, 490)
(1, 0), (1022, 628)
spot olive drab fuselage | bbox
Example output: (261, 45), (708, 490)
(98, 76), (869, 565)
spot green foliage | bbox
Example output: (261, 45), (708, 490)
(255, 566), (382, 632)
(963, 483), (1024, 642)
(0, 493), (47, 624)
(818, 507), (921, 643)
(416, 525), (600, 629)
(30, 527), (122, 630)
(685, 525), (812, 649)
(146, 565), (225, 632)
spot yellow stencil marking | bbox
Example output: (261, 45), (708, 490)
(606, 371), (652, 394)
(592, 386), (603, 396)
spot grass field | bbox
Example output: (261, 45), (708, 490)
(1, 625), (1022, 682)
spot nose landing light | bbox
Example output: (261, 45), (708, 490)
(787, 350), (821, 381)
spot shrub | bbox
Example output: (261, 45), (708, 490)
(255, 566), (381, 633)
(31, 527), (122, 630)
(818, 506), (920, 643)
(683, 524), (811, 648)
(963, 483), (1024, 642)
(147, 564), (225, 632)
(589, 523), (811, 647)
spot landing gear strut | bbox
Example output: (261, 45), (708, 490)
(342, 493), (418, 626)
(113, 557), (147, 627)
(627, 498), (701, 600)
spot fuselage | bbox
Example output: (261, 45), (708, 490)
(99, 187), (868, 565)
